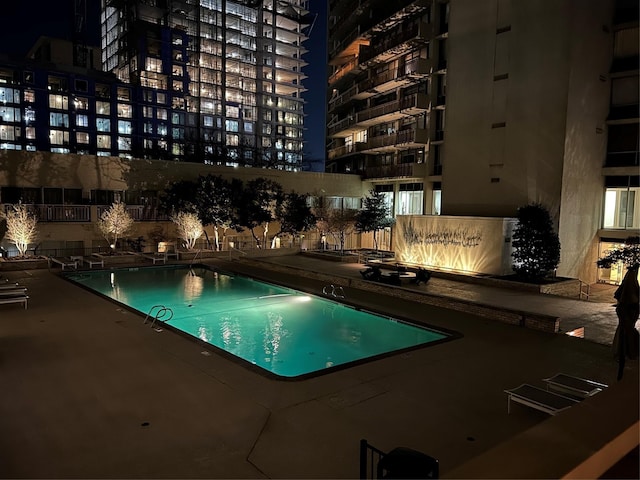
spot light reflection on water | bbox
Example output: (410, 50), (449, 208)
(67, 266), (448, 377)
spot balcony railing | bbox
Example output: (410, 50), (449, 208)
(3, 204), (91, 223)
(359, 22), (430, 65)
(2, 204), (170, 223)
(357, 93), (429, 124)
(329, 129), (429, 160)
(362, 163), (416, 179)
(96, 205), (170, 222)
(329, 58), (359, 85)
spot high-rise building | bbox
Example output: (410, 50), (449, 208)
(100, 0), (311, 169)
(327, 0), (639, 280)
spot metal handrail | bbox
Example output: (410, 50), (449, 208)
(579, 279), (591, 300)
(143, 304), (174, 328)
(322, 284), (346, 299)
(189, 249), (202, 268)
(228, 246), (248, 260)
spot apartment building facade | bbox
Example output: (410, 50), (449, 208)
(326, 0), (446, 219)
(100, 0), (310, 169)
(326, 0), (639, 282)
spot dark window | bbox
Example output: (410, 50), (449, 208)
(0, 187), (40, 204)
(75, 79), (88, 93)
(43, 188), (63, 204)
(63, 188), (83, 204)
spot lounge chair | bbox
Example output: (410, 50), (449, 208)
(0, 292), (29, 309)
(0, 287), (28, 296)
(83, 255), (104, 268)
(48, 257), (78, 270)
(138, 252), (167, 264)
(543, 373), (608, 398)
(505, 384), (578, 415)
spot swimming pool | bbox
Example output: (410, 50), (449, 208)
(66, 265), (450, 378)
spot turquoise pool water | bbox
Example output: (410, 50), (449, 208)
(66, 266), (449, 378)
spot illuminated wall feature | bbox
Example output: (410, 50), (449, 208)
(394, 215), (517, 275)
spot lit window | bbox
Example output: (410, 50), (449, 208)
(0, 107), (20, 122)
(117, 120), (132, 134)
(118, 136), (131, 151)
(76, 132), (90, 144)
(117, 103), (132, 118)
(604, 187), (639, 229)
(76, 114), (89, 127)
(97, 135), (111, 149)
(49, 113), (69, 128)
(49, 94), (69, 110)
(49, 129), (69, 145)
(74, 96), (89, 110)
(96, 101), (110, 115)
(0, 125), (15, 141)
(96, 118), (111, 132)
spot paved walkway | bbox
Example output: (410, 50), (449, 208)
(0, 255), (636, 479)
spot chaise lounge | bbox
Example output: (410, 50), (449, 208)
(543, 373), (608, 398)
(0, 287), (29, 309)
(138, 252), (167, 264)
(505, 383), (578, 415)
(48, 256), (78, 270)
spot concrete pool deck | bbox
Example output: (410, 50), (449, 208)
(0, 255), (638, 478)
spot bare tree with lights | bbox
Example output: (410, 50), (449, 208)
(2, 203), (38, 257)
(97, 202), (134, 252)
(171, 212), (204, 251)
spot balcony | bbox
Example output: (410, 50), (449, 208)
(328, 58), (360, 85)
(358, 93), (429, 124)
(2, 204), (170, 223)
(368, 58), (433, 95)
(327, 141), (368, 160)
(329, 94), (429, 137)
(362, 162), (426, 180)
(328, 115), (359, 137)
(329, 129), (429, 160)
(359, 22), (431, 66)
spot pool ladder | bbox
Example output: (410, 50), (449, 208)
(143, 305), (174, 329)
(322, 284), (345, 299)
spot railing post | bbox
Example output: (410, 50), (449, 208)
(359, 439), (368, 480)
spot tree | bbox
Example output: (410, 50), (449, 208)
(272, 192), (316, 247)
(194, 175), (243, 250)
(237, 178), (284, 248)
(355, 189), (395, 250)
(511, 203), (561, 281)
(597, 236), (640, 270)
(2, 203), (38, 257)
(171, 212), (204, 250)
(160, 175), (242, 250)
(97, 202), (134, 252)
(313, 198), (358, 254)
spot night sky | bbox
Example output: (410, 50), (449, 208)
(0, 0), (327, 170)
